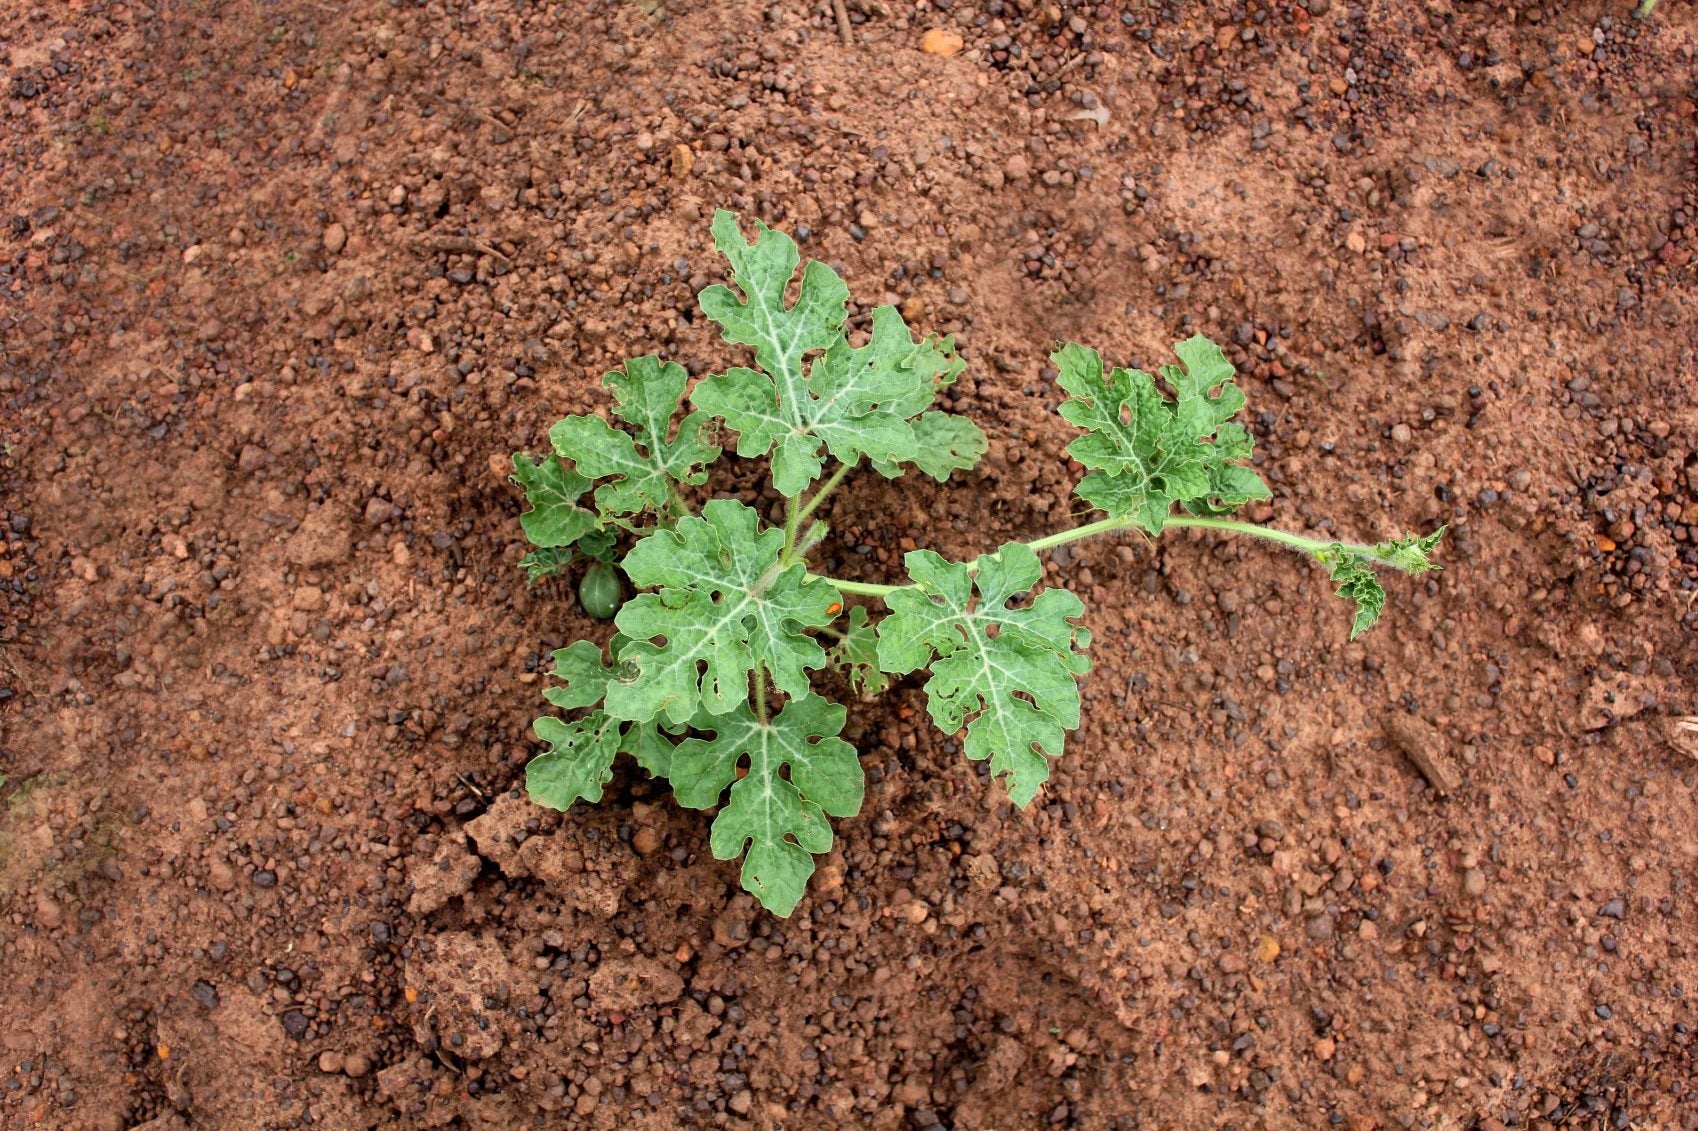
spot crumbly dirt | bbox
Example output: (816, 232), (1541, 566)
(3, 2), (1697, 1129)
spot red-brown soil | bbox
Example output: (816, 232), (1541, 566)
(3, 2), (1697, 1128)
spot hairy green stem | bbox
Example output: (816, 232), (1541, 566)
(811, 514), (1416, 601)
(780, 497), (803, 564)
(782, 461), (857, 568)
(795, 460), (857, 527)
(793, 519), (831, 562)
(754, 665), (770, 725)
(814, 575), (901, 598)
(1167, 516), (1410, 568)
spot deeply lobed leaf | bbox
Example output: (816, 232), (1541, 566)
(604, 500), (841, 726)
(528, 640), (677, 813)
(877, 543), (1091, 807)
(550, 355), (719, 518)
(1056, 336), (1270, 532)
(512, 453), (598, 548)
(829, 605), (889, 696)
(669, 693), (863, 916)
(693, 211), (977, 496)
(1314, 526), (1446, 639)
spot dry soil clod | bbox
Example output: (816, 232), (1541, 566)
(1384, 713), (1460, 795)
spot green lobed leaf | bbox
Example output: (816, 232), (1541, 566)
(876, 410), (988, 482)
(1316, 548), (1386, 641)
(1056, 336), (1270, 533)
(877, 543), (1091, 808)
(550, 355), (719, 517)
(527, 712), (675, 810)
(693, 211), (970, 495)
(621, 720), (675, 779)
(1313, 527), (1445, 640)
(528, 712), (623, 810)
(603, 500), (840, 726)
(668, 693), (863, 916)
(542, 640), (621, 710)
(511, 453), (598, 548)
(830, 605), (889, 696)
(519, 546), (575, 585)
(1376, 526), (1447, 573)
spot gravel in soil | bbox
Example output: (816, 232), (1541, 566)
(2, 1), (1696, 1129)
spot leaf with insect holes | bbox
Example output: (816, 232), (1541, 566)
(528, 712), (622, 809)
(512, 453), (599, 548)
(549, 355), (719, 517)
(527, 712), (674, 809)
(667, 693), (863, 916)
(830, 605), (889, 695)
(877, 543), (1091, 808)
(542, 640), (621, 710)
(603, 500), (840, 726)
(1314, 527), (1445, 640)
(693, 211), (968, 496)
(1056, 337), (1270, 533)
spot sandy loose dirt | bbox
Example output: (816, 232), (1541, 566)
(2, 1), (1696, 1128)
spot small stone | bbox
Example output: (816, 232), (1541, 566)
(1598, 898), (1625, 920)
(191, 980), (220, 1010)
(632, 827), (661, 856)
(1390, 423), (1412, 444)
(36, 896), (63, 929)
(292, 586), (324, 612)
(343, 1053), (372, 1078)
(729, 1089), (754, 1115)
(1462, 868), (1487, 897)
(281, 1011), (311, 1039)
(1005, 154), (1030, 182)
(318, 1050), (345, 1074)
(252, 869), (278, 889)
(209, 859), (236, 891)
(365, 498), (395, 526)
(322, 223), (347, 254)
(1306, 914), (1334, 941)
(1255, 936), (1281, 963)
(920, 29), (964, 56)
(1314, 1037), (1337, 1061)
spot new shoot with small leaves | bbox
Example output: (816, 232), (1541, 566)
(509, 212), (1444, 915)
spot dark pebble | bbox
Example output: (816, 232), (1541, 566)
(1598, 898), (1625, 919)
(1595, 1004), (1613, 1020)
(252, 870), (277, 888)
(282, 1011), (311, 1038)
(370, 920), (392, 944)
(191, 980), (220, 1010)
